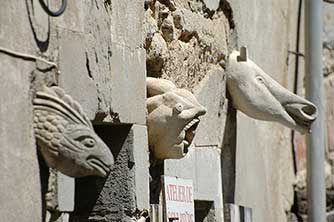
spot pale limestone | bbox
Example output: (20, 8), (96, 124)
(33, 86), (114, 177)
(146, 77), (207, 159)
(227, 47), (318, 133)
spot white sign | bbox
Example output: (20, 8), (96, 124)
(163, 176), (194, 222)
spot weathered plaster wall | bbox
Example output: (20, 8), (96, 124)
(229, 1), (299, 222)
(0, 2), (43, 221)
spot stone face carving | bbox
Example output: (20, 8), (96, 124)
(146, 77), (207, 160)
(226, 47), (318, 133)
(33, 86), (114, 177)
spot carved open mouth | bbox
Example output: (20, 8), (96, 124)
(87, 158), (111, 177)
(284, 103), (317, 130)
(182, 118), (200, 153)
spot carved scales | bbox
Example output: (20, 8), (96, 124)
(33, 86), (114, 177)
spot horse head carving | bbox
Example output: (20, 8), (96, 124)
(226, 47), (317, 133)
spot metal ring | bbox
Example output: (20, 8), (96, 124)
(39, 0), (67, 17)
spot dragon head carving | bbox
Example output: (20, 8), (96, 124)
(33, 86), (114, 177)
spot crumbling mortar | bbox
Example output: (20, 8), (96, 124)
(144, 0), (231, 90)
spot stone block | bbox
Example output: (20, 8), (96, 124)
(0, 2), (42, 221)
(0, 54), (42, 222)
(58, 172), (75, 212)
(57, 0), (146, 125)
(111, 0), (145, 50)
(172, 8), (228, 54)
(105, 0), (146, 125)
(193, 68), (226, 147)
(109, 46), (146, 124)
(132, 125), (150, 209)
(58, 30), (99, 120)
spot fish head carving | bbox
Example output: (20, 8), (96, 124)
(227, 47), (318, 133)
(146, 77), (207, 160)
(33, 86), (114, 177)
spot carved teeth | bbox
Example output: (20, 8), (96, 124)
(184, 118), (200, 131)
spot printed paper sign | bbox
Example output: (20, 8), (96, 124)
(163, 176), (194, 222)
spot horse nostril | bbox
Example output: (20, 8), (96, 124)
(302, 104), (317, 116)
(285, 103), (318, 121)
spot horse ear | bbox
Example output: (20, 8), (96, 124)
(237, 46), (248, 62)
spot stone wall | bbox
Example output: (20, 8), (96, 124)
(0, 2), (43, 221)
(143, 0), (230, 221)
(0, 1), (148, 221)
(1, 0), (333, 222)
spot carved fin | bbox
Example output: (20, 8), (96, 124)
(34, 86), (92, 128)
(51, 87), (92, 128)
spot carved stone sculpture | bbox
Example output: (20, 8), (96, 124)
(146, 77), (207, 160)
(226, 47), (318, 133)
(33, 86), (114, 177)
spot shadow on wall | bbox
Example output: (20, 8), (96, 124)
(72, 124), (134, 221)
(221, 91), (237, 204)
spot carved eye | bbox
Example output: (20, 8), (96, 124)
(174, 103), (184, 113)
(76, 136), (96, 148)
(256, 76), (265, 83)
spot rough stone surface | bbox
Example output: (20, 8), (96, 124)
(143, 0), (229, 90)
(193, 68), (226, 147)
(71, 125), (135, 221)
(56, 0), (146, 125)
(109, 0), (146, 125)
(143, 7), (230, 220)
(70, 124), (149, 221)
(58, 30), (99, 120)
